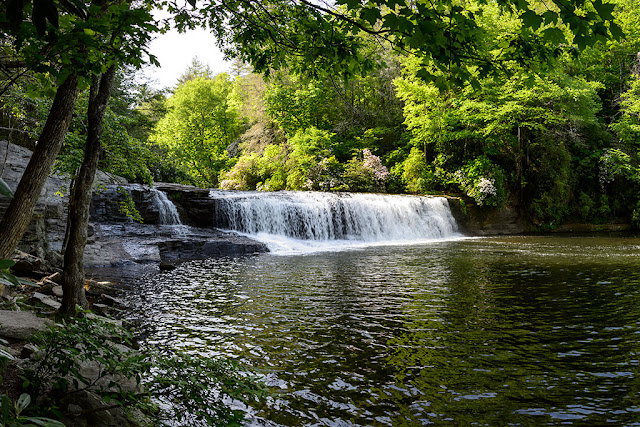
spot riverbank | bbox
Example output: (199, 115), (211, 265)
(0, 256), (265, 426)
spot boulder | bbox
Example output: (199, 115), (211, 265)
(0, 310), (52, 340)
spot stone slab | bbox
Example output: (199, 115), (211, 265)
(0, 310), (52, 340)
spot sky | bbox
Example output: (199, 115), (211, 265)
(144, 27), (232, 89)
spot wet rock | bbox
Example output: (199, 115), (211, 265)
(101, 294), (125, 306)
(158, 235), (269, 267)
(0, 310), (52, 340)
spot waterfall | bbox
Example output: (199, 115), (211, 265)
(210, 191), (461, 252)
(151, 189), (182, 225)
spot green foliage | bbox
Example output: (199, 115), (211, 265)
(265, 76), (337, 136)
(394, 147), (434, 194)
(147, 351), (265, 425)
(21, 315), (264, 426)
(340, 149), (390, 193)
(0, 259), (23, 288)
(0, 393), (64, 427)
(23, 315), (145, 399)
(151, 75), (243, 187)
(0, 178), (14, 198)
(116, 187), (143, 223)
(453, 156), (506, 207)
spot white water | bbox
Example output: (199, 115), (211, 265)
(210, 190), (463, 254)
(151, 189), (182, 225)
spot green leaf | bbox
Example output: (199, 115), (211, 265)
(520, 10), (543, 29)
(1, 394), (11, 424)
(186, 0), (196, 7)
(360, 8), (381, 26)
(15, 393), (31, 415)
(0, 259), (16, 270)
(337, 0), (361, 8)
(542, 27), (566, 45)
(0, 348), (15, 360)
(25, 417), (67, 427)
(592, 0), (615, 21)
(609, 22), (623, 40)
(0, 273), (21, 288)
(0, 178), (14, 198)
(542, 10), (558, 25)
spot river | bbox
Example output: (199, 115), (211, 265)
(121, 233), (640, 425)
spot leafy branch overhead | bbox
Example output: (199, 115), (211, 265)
(165, 0), (621, 86)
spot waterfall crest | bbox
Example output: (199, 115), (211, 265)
(210, 191), (461, 252)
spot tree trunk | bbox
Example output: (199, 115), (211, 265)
(60, 66), (116, 315)
(0, 73), (80, 259)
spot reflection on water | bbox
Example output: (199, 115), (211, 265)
(123, 235), (640, 425)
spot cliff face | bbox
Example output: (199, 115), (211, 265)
(0, 141), (126, 268)
(446, 196), (528, 236)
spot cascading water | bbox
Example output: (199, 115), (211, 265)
(150, 188), (182, 225)
(210, 190), (462, 253)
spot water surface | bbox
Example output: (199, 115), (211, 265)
(124, 235), (640, 425)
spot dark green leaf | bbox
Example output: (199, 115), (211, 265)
(542, 27), (566, 45)
(0, 259), (16, 269)
(520, 10), (543, 29)
(609, 22), (623, 40)
(1, 394), (11, 424)
(593, 0), (615, 21)
(360, 8), (381, 26)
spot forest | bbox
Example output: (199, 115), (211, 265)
(1, 0), (639, 234)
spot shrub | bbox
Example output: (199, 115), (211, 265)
(342, 149), (390, 192)
(453, 156), (506, 207)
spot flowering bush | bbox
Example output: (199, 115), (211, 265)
(341, 149), (390, 192)
(453, 156), (506, 207)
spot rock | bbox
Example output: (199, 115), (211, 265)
(101, 295), (125, 306)
(0, 310), (52, 340)
(61, 390), (129, 427)
(76, 358), (140, 394)
(20, 343), (39, 359)
(85, 280), (116, 296)
(52, 285), (63, 298)
(158, 235), (269, 268)
(10, 250), (46, 276)
(447, 195), (527, 236)
(91, 303), (111, 316)
(28, 292), (61, 310)
(0, 142), (127, 268)
(85, 313), (123, 328)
